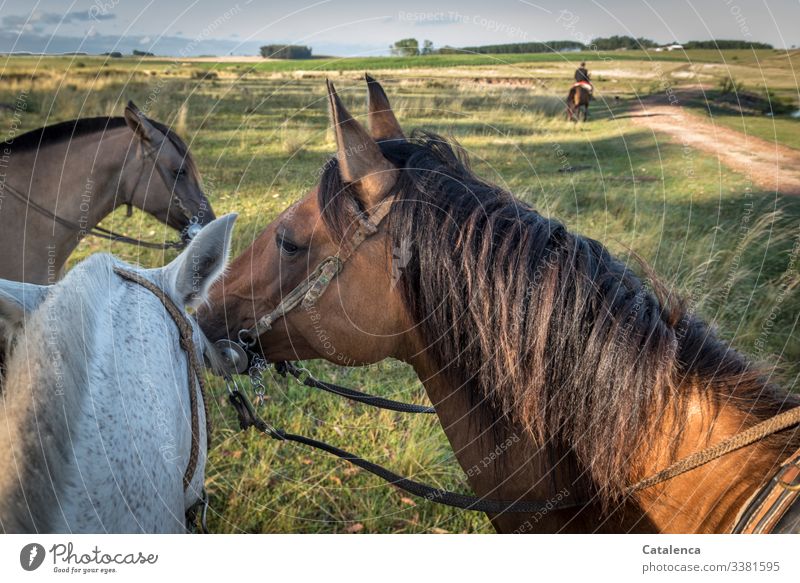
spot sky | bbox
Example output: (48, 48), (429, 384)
(0, 0), (798, 56)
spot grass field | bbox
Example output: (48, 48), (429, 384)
(2, 51), (799, 533)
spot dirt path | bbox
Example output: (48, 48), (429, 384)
(625, 91), (800, 196)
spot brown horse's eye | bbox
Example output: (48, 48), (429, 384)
(276, 232), (301, 257)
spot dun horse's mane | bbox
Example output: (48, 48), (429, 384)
(7, 117), (127, 151)
(8, 116), (193, 166)
(318, 130), (799, 502)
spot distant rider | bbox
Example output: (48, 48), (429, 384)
(575, 62), (591, 83)
(573, 61), (593, 99)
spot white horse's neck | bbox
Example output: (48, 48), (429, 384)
(0, 213), (236, 534)
(0, 255), (205, 533)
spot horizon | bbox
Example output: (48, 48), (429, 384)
(0, 0), (797, 58)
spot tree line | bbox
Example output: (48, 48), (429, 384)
(259, 44), (313, 59)
(391, 36), (774, 56)
(255, 37), (775, 60)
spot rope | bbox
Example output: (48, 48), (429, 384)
(2, 174), (185, 250)
(113, 267), (210, 491)
(627, 405), (800, 493)
(272, 430), (583, 514)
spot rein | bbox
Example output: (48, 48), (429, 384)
(216, 195), (800, 529)
(227, 352), (800, 518)
(3, 144), (192, 250)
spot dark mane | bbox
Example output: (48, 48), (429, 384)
(318, 131), (800, 502)
(7, 116), (192, 163)
(7, 117), (126, 152)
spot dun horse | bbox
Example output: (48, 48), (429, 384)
(0, 214), (236, 533)
(566, 84), (590, 122)
(0, 102), (215, 285)
(199, 76), (800, 533)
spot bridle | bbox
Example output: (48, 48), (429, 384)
(214, 195), (394, 374)
(207, 191), (800, 531)
(3, 140), (203, 250)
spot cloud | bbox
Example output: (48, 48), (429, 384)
(0, 30), (269, 57)
(2, 9), (115, 33)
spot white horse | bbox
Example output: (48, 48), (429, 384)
(0, 214), (236, 533)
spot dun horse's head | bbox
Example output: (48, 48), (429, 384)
(123, 102), (215, 237)
(199, 76), (412, 366)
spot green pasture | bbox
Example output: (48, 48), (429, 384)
(1, 53), (798, 532)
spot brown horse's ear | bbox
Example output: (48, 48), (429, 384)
(124, 100), (164, 146)
(365, 73), (404, 142)
(327, 79), (397, 206)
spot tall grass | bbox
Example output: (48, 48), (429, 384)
(2, 58), (798, 532)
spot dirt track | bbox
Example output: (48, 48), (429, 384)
(625, 92), (800, 196)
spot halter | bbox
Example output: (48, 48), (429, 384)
(2, 138), (203, 250)
(131, 139), (205, 243)
(215, 196), (394, 374)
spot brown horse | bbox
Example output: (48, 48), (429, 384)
(566, 84), (590, 122)
(199, 76), (800, 533)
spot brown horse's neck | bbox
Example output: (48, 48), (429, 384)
(630, 386), (795, 533)
(1, 128), (136, 283)
(403, 348), (654, 533)
(402, 345), (795, 533)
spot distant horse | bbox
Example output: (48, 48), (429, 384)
(0, 214), (236, 533)
(199, 76), (800, 533)
(0, 102), (215, 285)
(566, 83), (590, 122)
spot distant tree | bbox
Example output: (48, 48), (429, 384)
(591, 36), (656, 50)
(391, 38), (420, 57)
(132, 49), (155, 57)
(259, 44), (313, 59)
(683, 39), (773, 49)
(103, 51), (123, 58)
(421, 39), (434, 55)
(455, 41), (585, 54)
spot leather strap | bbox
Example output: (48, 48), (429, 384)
(732, 445), (800, 533)
(1, 143), (189, 250)
(241, 196), (393, 344)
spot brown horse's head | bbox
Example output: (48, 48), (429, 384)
(123, 102), (215, 235)
(199, 76), (412, 365)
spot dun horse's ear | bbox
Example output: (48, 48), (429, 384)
(327, 79), (397, 206)
(164, 213), (238, 308)
(124, 101), (164, 146)
(365, 74), (404, 142)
